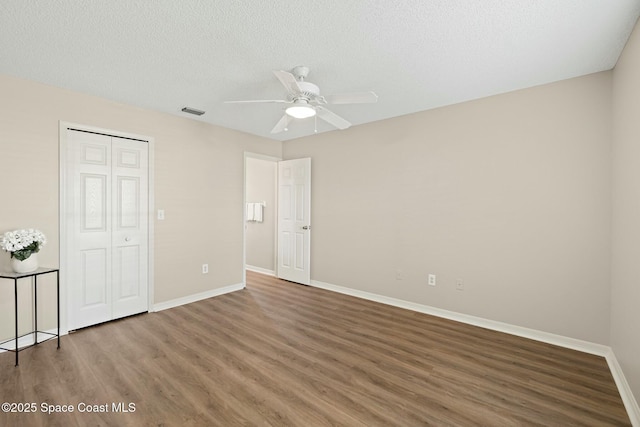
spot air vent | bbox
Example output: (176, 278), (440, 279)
(181, 107), (205, 116)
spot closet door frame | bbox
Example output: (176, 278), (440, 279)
(59, 121), (155, 334)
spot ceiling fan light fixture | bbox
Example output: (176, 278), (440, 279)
(286, 104), (316, 119)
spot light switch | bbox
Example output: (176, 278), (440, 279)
(157, 209), (165, 220)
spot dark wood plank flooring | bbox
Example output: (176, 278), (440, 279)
(0, 271), (630, 426)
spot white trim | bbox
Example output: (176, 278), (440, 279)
(310, 279), (610, 356)
(310, 278), (640, 423)
(153, 283), (245, 312)
(147, 136), (156, 313)
(58, 123), (69, 334)
(245, 152), (281, 163)
(242, 152), (281, 286)
(246, 265), (276, 276)
(605, 349), (640, 426)
(58, 121), (156, 328)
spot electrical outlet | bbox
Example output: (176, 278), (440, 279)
(202, 264), (209, 274)
(157, 209), (165, 220)
(456, 279), (464, 291)
(428, 274), (436, 286)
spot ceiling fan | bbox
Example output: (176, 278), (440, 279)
(225, 66), (378, 134)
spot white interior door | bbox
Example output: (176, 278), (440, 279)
(277, 158), (311, 285)
(111, 138), (149, 320)
(67, 131), (112, 328)
(66, 129), (148, 330)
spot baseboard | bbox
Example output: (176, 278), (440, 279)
(153, 282), (245, 312)
(310, 278), (640, 424)
(606, 349), (640, 426)
(2, 283), (247, 352)
(311, 279), (609, 356)
(246, 265), (276, 276)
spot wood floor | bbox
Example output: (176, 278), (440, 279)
(0, 271), (630, 426)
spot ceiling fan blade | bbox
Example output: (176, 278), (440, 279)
(224, 99), (289, 104)
(325, 91), (378, 104)
(316, 107), (351, 130)
(270, 115), (292, 134)
(273, 70), (303, 95)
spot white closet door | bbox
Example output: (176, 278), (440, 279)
(66, 130), (148, 330)
(111, 138), (148, 320)
(67, 131), (113, 329)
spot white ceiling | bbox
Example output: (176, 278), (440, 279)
(1, 1), (639, 141)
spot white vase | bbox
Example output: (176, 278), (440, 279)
(11, 252), (38, 274)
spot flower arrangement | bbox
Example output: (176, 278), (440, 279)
(1, 229), (47, 261)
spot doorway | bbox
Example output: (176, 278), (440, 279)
(243, 153), (312, 286)
(244, 153), (279, 280)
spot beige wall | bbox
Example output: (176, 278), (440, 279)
(0, 74), (281, 339)
(245, 157), (277, 272)
(284, 72), (613, 344)
(612, 18), (640, 405)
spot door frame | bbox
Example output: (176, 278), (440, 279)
(59, 121), (155, 334)
(242, 152), (281, 286)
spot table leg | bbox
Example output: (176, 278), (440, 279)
(34, 275), (38, 344)
(14, 278), (18, 367)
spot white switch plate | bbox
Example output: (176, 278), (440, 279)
(202, 264), (209, 274)
(428, 274), (436, 286)
(157, 209), (165, 220)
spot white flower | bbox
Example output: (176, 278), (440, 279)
(1, 228), (47, 255)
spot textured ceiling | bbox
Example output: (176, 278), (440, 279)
(1, 1), (639, 141)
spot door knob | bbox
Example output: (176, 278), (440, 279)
(125, 237), (131, 242)
(302, 225), (311, 230)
